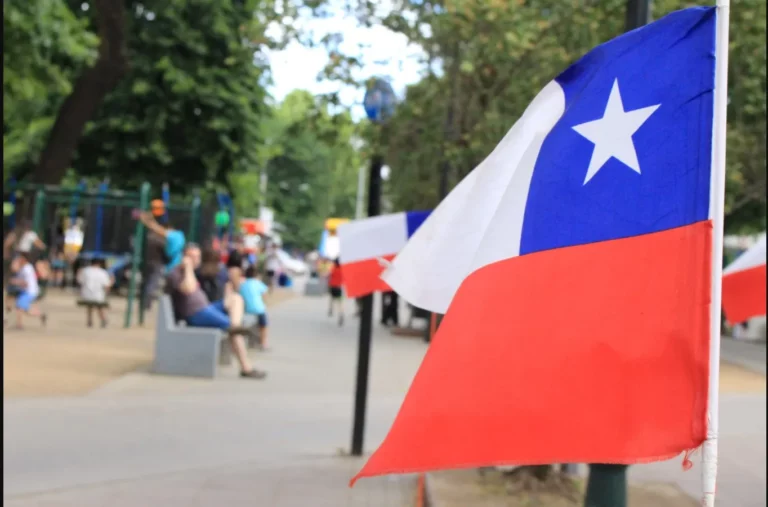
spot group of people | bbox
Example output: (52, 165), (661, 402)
(2, 215), (114, 329)
(3, 219), (118, 329)
(138, 211), (276, 380)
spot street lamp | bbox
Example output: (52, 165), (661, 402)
(350, 77), (396, 457)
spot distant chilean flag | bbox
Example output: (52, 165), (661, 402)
(338, 211), (430, 298)
(352, 7), (718, 484)
(722, 234), (766, 325)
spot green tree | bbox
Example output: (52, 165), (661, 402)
(332, 0), (766, 232)
(67, 0), (271, 192)
(254, 90), (362, 250)
(3, 0), (98, 180)
(28, 0), (130, 185)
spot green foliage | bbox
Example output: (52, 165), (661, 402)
(341, 0), (766, 232)
(249, 90), (362, 250)
(3, 0), (98, 179)
(68, 0), (269, 191)
(4, 0), (361, 252)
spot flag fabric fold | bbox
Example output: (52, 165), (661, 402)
(722, 234), (766, 325)
(353, 6), (717, 484)
(338, 211), (429, 298)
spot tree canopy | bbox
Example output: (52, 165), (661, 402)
(247, 90), (362, 250)
(3, 0), (765, 246)
(3, 0), (98, 179)
(330, 0), (766, 233)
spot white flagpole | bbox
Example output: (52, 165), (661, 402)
(704, 1), (730, 506)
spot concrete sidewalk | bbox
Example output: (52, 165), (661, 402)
(4, 295), (425, 506)
(4, 294), (765, 506)
(721, 336), (767, 375)
(629, 393), (766, 507)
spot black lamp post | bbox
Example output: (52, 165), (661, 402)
(350, 77), (396, 457)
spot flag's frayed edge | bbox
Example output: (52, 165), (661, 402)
(348, 448), (699, 487)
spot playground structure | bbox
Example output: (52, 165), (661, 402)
(3, 179), (227, 328)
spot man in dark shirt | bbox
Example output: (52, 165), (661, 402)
(166, 244), (266, 379)
(141, 229), (166, 311)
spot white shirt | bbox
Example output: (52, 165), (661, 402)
(19, 263), (39, 297)
(78, 266), (111, 302)
(265, 253), (281, 271)
(64, 227), (84, 247)
(16, 231), (39, 253)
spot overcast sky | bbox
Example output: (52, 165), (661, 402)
(264, 2), (428, 119)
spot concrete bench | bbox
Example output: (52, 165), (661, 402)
(153, 296), (262, 379)
(153, 295), (233, 378)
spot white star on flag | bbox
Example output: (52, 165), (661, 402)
(572, 79), (661, 184)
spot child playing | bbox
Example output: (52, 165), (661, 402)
(5, 253), (47, 329)
(238, 265), (270, 350)
(328, 258), (344, 326)
(77, 258), (113, 328)
(50, 248), (66, 288)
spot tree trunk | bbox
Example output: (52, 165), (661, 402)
(30, 0), (128, 185)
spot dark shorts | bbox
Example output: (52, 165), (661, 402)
(266, 270), (275, 279)
(186, 300), (230, 329)
(329, 286), (343, 299)
(256, 313), (268, 328)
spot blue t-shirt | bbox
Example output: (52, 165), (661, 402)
(240, 278), (268, 315)
(165, 230), (186, 272)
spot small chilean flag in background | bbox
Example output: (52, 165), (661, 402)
(722, 234), (766, 325)
(337, 211), (430, 298)
(352, 6), (718, 484)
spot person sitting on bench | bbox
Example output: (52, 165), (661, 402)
(77, 257), (113, 328)
(166, 244), (266, 379)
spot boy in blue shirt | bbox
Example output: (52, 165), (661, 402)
(239, 265), (270, 350)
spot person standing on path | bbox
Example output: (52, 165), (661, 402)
(140, 228), (167, 311)
(264, 245), (282, 293)
(328, 258), (344, 326)
(137, 211), (186, 272)
(137, 211), (186, 310)
(381, 291), (399, 327)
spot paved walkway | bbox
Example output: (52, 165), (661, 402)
(4, 294), (424, 506)
(629, 392), (766, 507)
(721, 336), (767, 375)
(4, 293), (765, 506)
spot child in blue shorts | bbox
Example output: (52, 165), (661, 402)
(239, 265), (270, 350)
(5, 253), (46, 329)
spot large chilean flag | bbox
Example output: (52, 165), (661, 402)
(722, 234), (766, 325)
(338, 211), (430, 298)
(353, 7), (718, 483)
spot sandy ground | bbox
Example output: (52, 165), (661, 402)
(3, 289), (295, 398)
(5, 288), (763, 399)
(719, 361), (766, 393)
